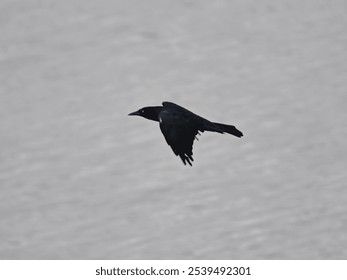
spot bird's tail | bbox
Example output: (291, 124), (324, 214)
(206, 122), (243, 137)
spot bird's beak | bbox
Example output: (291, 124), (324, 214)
(128, 110), (139, 116)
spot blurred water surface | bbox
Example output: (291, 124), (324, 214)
(1, 0), (347, 259)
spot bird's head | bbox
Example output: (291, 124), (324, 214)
(128, 106), (161, 122)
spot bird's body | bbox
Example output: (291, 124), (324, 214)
(129, 102), (243, 166)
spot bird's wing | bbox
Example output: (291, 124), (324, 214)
(162, 101), (183, 109)
(162, 101), (209, 131)
(162, 101), (196, 115)
(159, 112), (200, 166)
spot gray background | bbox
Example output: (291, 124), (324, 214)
(1, 0), (346, 259)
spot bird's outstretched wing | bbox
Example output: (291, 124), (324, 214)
(160, 122), (199, 166)
(162, 101), (196, 116)
(162, 101), (185, 109)
(159, 107), (200, 166)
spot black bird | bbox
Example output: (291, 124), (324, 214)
(128, 102), (243, 166)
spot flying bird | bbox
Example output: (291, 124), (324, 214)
(128, 101), (243, 166)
